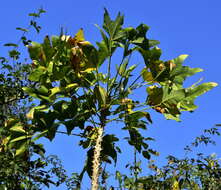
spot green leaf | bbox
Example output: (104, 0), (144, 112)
(125, 64), (137, 77)
(180, 99), (197, 111)
(96, 41), (109, 67)
(149, 39), (160, 47)
(162, 87), (185, 104)
(10, 125), (26, 134)
(49, 87), (61, 99)
(138, 47), (162, 67)
(142, 151), (151, 160)
(22, 87), (38, 98)
(8, 50), (20, 59)
(102, 134), (119, 163)
(172, 54), (188, 66)
(28, 66), (46, 81)
(10, 135), (32, 143)
(118, 60), (128, 76)
(16, 27), (29, 32)
(28, 42), (43, 60)
(94, 85), (107, 106)
(46, 123), (59, 141)
(185, 82), (218, 100)
(38, 85), (49, 95)
(5, 118), (20, 128)
(27, 105), (49, 119)
(63, 120), (77, 135)
(29, 13), (39, 17)
(32, 130), (48, 141)
(170, 54), (203, 86)
(148, 148), (160, 156)
(65, 83), (78, 90)
(42, 36), (54, 61)
(4, 43), (18, 47)
(129, 24), (152, 50)
(15, 142), (27, 156)
(47, 61), (54, 73)
(103, 8), (124, 39)
(51, 35), (60, 47)
(142, 68), (153, 82)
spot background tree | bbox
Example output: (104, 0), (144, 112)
(0, 9), (69, 190)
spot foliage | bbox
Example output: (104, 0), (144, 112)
(0, 8), (70, 189)
(20, 9), (217, 189)
(0, 8), (219, 190)
(112, 126), (221, 190)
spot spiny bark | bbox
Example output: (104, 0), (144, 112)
(91, 127), (104, 190)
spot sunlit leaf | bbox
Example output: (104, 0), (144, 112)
(74, 28), (85, 42)
(15, 142), (27, 156)
(142, 68), (153, 82)
(185, 82), (218, 99)
(10, 135), (32, 143)
(28, 66), (46, 81)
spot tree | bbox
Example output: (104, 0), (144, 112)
(113, 126), (221, 190)
(19, 9), (217, 189)
(0, 9), (68, 189)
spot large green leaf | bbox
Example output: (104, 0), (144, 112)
(103, 8), (124, 40)
(94, 85), (107, 107)
(22, 87), (51, 102)
(147, 81), (217, 121)
(138, 47), (162, 67)
(9, 125), (26, 134)
(142, 68), (154, 82)
(28, 42), (43, 60)
(102, 134), (119, 164)
(96, 41), (109, 67)
(130, 24), (150, 50)
(15, 142), (27, 156)
(170, 55), (203, 86)
(42, 36), (54, 61)
(162, 87), (185, 104)
(22, 87), (39, 99)
(185, 82), (218, 99)
(10, 135), (32, 143)
(28, 66), (46, 81)
(49, 87), (61, 100)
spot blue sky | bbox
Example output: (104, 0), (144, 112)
(1, 0), (221, 189)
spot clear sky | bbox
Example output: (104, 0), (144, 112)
(1, 0), (221, 189)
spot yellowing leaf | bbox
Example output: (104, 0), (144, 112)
(74, 28), (85, 42)
(142, 68), (153, 82)
(4, 118), (19, 128)
(94, 85), (107, 107)
(1, 137), (9, 146)
(10, 135), (32, 143)
(65, 83), (78, 90)
(26, 109), (35, 119)
(172, 180), (180, 190)
(78, 41), (91, 46)
(10, 125), (26, 134)
(49, 87), (61, 97)
(15, 142), (27, 156)
(26, 105), (48, 119)
(47, 61), (54, 73)
(81, 67), (96, 73)
(98, 86), (107, 105)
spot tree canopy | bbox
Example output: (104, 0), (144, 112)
(0, 8), (220, 190)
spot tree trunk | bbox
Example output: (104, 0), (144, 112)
(91, 127), (104, 190)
